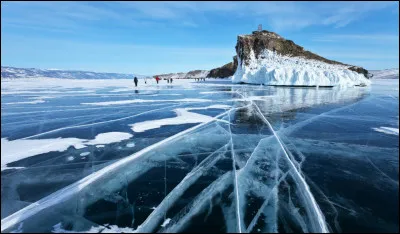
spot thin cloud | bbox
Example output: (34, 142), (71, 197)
(312, 34), (399, 42)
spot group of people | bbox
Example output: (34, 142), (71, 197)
(133, 76), (173, 87)
(195, 78), (206, 81)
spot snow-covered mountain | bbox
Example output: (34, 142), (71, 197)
(1, 66), (146, 79)
(232, 30), (371, 87)
(369, 68), (399, 79)
(155, 70), (209, 79)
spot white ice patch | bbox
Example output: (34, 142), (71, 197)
(81, 98), (211, 106)
(130, 105), (230, 132)
(51, 222), (136, 233)
(80, 152), (90, 157)
(161, 218), (171, 228)
(188, 104), (231, 110)
(1, 166), (25, 172)
(1, 138), (85, 168)
(130, 108), (214, 132)
(232, 49), (371, 87)
(1, 132), (133, 168)
(85, 132), (133, 145)
(372, 127), (399, 136)
(199, 91), (235, 94)
(66, 156), (75, 161)
(4, 100), (45, 105)
(96, 145), (105, 148)
(126, 142), (135, 148)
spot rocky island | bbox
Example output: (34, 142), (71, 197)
(232, 30), (370, 87)
(156, 29), (371, 87)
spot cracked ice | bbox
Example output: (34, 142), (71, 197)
(1, 78), (398, 233)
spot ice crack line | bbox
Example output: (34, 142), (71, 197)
(253, 102), (329, 233)
(227, 109), (243, 233)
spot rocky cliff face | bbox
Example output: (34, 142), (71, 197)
(207, 56), (238, 78)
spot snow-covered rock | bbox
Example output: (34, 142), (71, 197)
(232, 30), (371, 87)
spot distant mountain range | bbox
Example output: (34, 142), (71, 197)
(1, 66), (398, 80)
(1, 66), (146, 79)
(155, 70), (209, 79)
(369, 68), (399, 79)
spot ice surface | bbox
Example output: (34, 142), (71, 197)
(1, 78), (398, 233)
(232, 49), (371, 87)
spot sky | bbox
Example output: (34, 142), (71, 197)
(1, 1), (399, 75)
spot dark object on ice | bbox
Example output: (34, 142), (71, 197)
(355, 83), (367, 87)
(134, 77), (138, 87)
(155, 76), (160, 84)
(170, 78), (173, 83)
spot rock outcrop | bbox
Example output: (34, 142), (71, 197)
(232, 30), (371, 87)
(207, 56), (238, 78)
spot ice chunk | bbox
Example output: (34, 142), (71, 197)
(160, 218), (171, 228)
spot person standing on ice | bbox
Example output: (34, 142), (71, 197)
(155, 76), (160, 84)
(134, 77), (138, 87)
(170, 78), (173, 83)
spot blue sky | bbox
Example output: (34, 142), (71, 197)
(1, 1), (399, 75)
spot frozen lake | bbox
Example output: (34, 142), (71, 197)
(1, 78), (398, 233)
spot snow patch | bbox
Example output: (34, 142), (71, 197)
(85, 132), (133, 145)
(130, 108), (214, 132)
(81, 98), (211, 106)
(1, 138), (85, 168)
(130, 105), (230, 132)
(4, 100), (45, 105)
(1, 132), (133, 168)
(372, 127), (399, 136)
(80, 152), (90, 157)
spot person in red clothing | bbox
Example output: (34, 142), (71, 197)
(155, 76), (160, 84)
